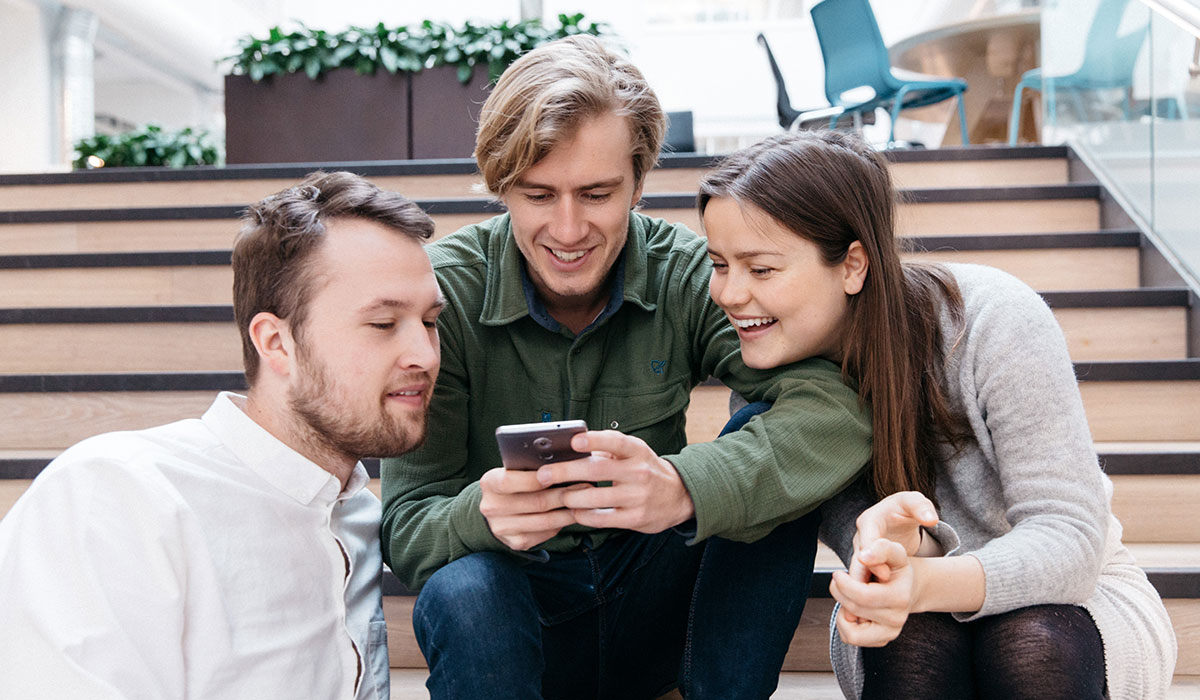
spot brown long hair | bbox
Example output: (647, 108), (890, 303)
(698, 131), (970, 499)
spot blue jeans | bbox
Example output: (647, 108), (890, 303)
(413, 402), (819, 699)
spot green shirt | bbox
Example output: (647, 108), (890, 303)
(381, 212), (871, 590)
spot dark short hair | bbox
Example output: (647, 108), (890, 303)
(232, 171), (435, 383)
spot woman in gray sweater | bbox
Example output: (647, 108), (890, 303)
(697, 130), (1176, 699)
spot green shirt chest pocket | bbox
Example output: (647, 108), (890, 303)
(586, 380), (692, 458)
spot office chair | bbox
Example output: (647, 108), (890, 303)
(1008, 0), (1148, 144)
(810, 0), (970, 145)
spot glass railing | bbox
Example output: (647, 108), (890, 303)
(1037, 0), (1200, 287)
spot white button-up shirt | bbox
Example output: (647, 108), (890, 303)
(0, 392), (389, 700)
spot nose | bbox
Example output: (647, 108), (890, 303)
(711, 270), (751, 309)
(549, 197), (587, 245)
(397, 322), (441, 374)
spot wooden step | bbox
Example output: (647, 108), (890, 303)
(3, 286), (1182, 372)
(0, 360), (1196, 448)
(7, 453), (1199, 544)
(685, 362), (1200, 446)
(0, 186), (1106, 255)
(0, 148), (1072, 213)
(389, 669), (1200, 700)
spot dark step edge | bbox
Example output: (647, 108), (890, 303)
(905, 184), (1101, 204)
(883, 145), (1070, 163)
(702, 359), (1200, 388)
(379, 566), (1196, 599)
(5, 452), (1193, 481)
(1101, 452), (1200, 476)
(0, 305), (234, 324)
(1041, 288), (1191, 308)
(0, 372), (247, 393)
(1074, 360), (1200, 382)
(0, 230), (1147, 271)
(5, 360), (1193, 394)
(0, 455), (382, 480)
(0, 148), (1070, 187)
(0, 250), (232, 270)
(909, 230), (1140, 252)
(0, 186), (1104, 225)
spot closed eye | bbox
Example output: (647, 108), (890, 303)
(368, 322), (395, 330)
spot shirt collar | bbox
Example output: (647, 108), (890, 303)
(479, 212), (657, 329)
(202, 392), (370, 507)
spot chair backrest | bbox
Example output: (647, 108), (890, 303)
(756, 33), (801, 128)
(810, 0), (895, 106)
(1077, 0), (1148, 85)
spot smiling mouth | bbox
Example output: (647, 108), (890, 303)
(731, 316), (778, 330)
(549, 248), (587, 262)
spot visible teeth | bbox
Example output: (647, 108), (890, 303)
(551, 249), (586, 262)
(392, 390), (420, 396)
(731, 316), (777, 329)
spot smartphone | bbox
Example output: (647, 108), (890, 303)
(495, 420), (589, 470)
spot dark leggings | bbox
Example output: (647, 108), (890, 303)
(860, 604), (1107, 700)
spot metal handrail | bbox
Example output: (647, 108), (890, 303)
(1139, 0), (1200, 39)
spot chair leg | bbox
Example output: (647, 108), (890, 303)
(1008, 85), (1025, 146)
(956, 93), (969, 146)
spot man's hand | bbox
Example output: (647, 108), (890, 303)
(537, 430), (696, 533)
(478, 467), (581, 551)
(830, 538), (917, 647)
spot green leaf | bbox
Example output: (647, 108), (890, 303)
(457, 62), (473, 83)
(304, 55), (321, 79)
(380, 45), (399, 72)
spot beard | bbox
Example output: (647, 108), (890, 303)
(287, 348), (431, 461)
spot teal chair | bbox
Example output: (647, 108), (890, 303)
(810, 0), (969, 145)
(1008, 0), (1148, 144)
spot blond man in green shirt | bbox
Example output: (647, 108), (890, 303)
(381, 35), (871, 700)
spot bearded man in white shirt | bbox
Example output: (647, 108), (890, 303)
(0, 171), (444, 700)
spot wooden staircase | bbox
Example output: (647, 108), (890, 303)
(2, 146), (1198, 697)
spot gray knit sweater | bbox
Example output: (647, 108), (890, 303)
(818, 263), (1177, 699)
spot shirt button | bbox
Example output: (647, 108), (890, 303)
(610, 420), (620, 429)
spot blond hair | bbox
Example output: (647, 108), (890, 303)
(475, 34), (665, 196)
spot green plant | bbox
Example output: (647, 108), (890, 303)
(73, 125), (223, 169)
(223, 13), (608, 84)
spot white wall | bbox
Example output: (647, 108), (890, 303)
(0, 0), (55, 173)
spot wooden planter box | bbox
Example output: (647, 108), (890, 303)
(225, 66), (492, 164)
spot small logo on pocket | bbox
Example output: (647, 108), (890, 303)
(541, 411), (553, 422)
(650, 359), (667, 376)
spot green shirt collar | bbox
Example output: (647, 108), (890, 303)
(478, 212), (658, 328)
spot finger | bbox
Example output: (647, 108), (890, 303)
(481, 467), (550, 495)
(479, 486), (571, 519)
(486, 509), (577, 544)
(570, 429), (644, 457)
(536, 454), (612, 488)
(884, 491), (940, 528)
(559, 483), (628, 511)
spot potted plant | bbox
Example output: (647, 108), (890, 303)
(222, 14), (607, 163)
(74, 125), (223, 169)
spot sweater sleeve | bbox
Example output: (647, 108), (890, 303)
(950, 267), (1109, 620)
(666, 248), (873, 543)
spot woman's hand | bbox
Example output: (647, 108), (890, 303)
(831, 538), (918, 647)
(852, 491), (940, 565)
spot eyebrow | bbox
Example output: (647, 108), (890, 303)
(514, 176), (625, 191)
(706, 246), (785, 260)
(357, 297), (446, 314)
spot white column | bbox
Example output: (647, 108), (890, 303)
(51, 6), (99, 167)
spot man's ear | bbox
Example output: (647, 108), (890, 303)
(248, 312), (295, 378)
(842, 241), (869, 296)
